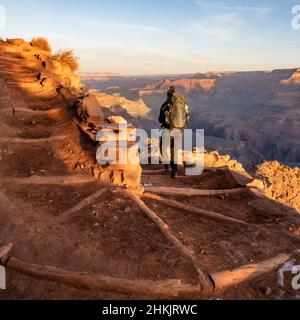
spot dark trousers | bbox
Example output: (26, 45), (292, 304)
(159, 135), (178, 175)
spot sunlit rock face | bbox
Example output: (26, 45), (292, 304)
(87, 92), (151, 119)
(140, 78), (216, 96)
(0, 38), (84, 100)
(280, 68), (300, 86)
(256, 161), (300, 213)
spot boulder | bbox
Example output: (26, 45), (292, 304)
(256, 161), (300, 212)
(96, 144), (140, 166)
(99, 166), (142, 188)
(77, 93), (104, 125)
(106, 115), (127, 124)
(97, 130), (136, 143)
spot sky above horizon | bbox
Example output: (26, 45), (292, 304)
(0, 0), (299, 75)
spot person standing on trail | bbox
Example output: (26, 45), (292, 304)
(158, 86), (174, 173)
(158, 86), (190, 178)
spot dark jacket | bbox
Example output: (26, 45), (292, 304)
(159, 89), (174, 129)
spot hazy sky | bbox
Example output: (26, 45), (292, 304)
(0, 0), (299, 74)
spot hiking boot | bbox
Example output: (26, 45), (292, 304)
(164, 164), (172, 173)
(171, 171), (178, 179)
(170, 163), (178, 178)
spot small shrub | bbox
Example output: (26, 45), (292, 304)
(51, 50), (79, 72)
(31, 37), (52, 52)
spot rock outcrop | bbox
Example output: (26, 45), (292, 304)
(201, 154), (300, 212)
(203, 151), (245, 172)
(86, 92), (151, 119)
(0, 38), (83, 100)
(77, 93), (142, 189)
(256, 161), (300, 212)
(280, 68), (300, 86)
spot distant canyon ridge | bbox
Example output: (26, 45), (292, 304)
(81, 69), (300, 169)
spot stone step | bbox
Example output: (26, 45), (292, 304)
(97, 130), (136, 142)
(96, 144), (140, 166)
(99, 167), (142, 187)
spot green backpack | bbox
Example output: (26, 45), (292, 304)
(170, 93), (190, 129)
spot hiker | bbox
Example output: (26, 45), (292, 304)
(158, 86), (190, 178)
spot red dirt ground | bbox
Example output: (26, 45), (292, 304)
(1, 77), (300, 300)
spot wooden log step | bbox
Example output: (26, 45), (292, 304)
(0, 243), (296, 296)
(143, 193), (249, 226)
(0, 135), (68, 144)
(58, 188), (109, 222)
(0, 243), (199, 298)
(143, 169), (166, 175)
(4, 176), (95, 186)
(0, 107), (62, 116)
(145, 186), (248, 197)
(0, 243), (13, 265)
(211, 253), (291, 290)
(4, 256), (200, 298)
